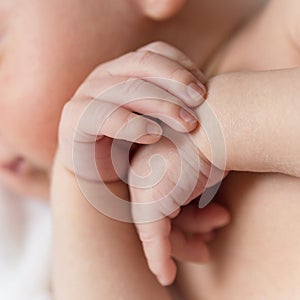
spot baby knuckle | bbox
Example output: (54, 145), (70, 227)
(157, 195), (179, 217)
(61, 101), (72, 116)
(139, 229), (156, 243)
(124, 78), (147, 95)
(117, 110), (133, 132)
(135, 50), (155, 65)
(60, 101), (80, 126)
(169, 66), (193, 83)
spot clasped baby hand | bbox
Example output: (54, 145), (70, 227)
(56, 41), (230, 287)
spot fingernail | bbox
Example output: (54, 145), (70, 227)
(147, 122), (162, 137)
(187, 82), (206, 104)
(179, 108), (197, 125)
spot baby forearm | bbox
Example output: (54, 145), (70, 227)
(194, 68), (300, 177)
(51, 162), (172, 300)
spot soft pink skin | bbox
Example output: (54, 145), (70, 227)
(0, 0), (147, 196)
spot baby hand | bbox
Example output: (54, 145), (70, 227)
(129, 135), (229, 286)
(57, 41), (206, 188)
(170, 201), (230, 263)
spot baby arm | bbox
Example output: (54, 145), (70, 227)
(201, 68), (300, 177)
(51, 163), (174, 300)
(130, 67), (300, 286)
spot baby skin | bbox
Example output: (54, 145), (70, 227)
(175, 1), (300, 299)
(0, 0), (267, 298)
(51, 1), (300, 300)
